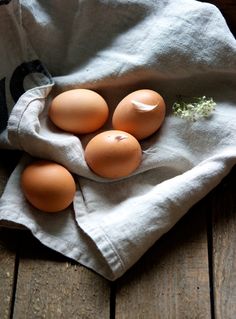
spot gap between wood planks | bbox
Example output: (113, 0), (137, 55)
(207, 196), (216, 319)
(9, 242), (19, 319)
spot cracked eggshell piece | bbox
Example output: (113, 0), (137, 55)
(112, 89), (166, 140)
(84, 130), (142, 179)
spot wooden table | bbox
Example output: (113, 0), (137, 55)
(1, 1), (235, 318)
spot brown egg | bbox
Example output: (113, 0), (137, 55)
(21, 160), (76, 212)
(49, 89), (109, 134)
(112, 89), (166, 140)
(85, 130), (142, 179)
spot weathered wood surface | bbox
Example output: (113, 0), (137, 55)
(12, 232), (110, 319)
(0, 151), (19, 319)
(211, 166), (236, 319)
(0, 231), (16, 319)
(115, 200), (211, 319)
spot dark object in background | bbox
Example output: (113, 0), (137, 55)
(202, 0), (236, 36)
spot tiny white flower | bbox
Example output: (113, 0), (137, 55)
(172, 96), (216, 121)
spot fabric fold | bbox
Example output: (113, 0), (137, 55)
(1, 0), (236, 280)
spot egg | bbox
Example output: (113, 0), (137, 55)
(112, 89), (166, 140)
(21, 160), (76, 212)
(49, 89), (109, 134)
(84, 130), (142, 179)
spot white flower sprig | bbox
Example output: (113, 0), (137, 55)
(172, 96), (216, 121)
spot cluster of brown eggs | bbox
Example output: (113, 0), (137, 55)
(21, 88), (166, 213)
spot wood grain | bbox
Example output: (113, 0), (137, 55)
(115, 200), (211, 319)
(0, 230), (16, 319)
(0, 150), (20, 319)
(211, 166), (236, 319)
(12, 232), (110, 319)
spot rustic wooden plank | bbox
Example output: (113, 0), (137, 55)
(0, 150), (21, 319)
(0, 229), (17, 319)
(211, 166), (236, 319)
(115, 200), (211, 319)
(12, 231), (111, 319)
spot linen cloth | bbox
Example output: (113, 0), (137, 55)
(0, 0), (236, 280)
